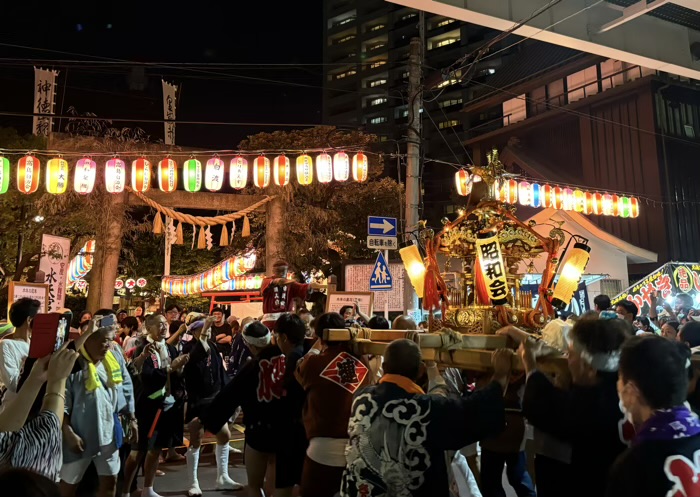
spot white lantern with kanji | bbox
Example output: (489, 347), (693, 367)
(74, 158), (96, 195)
(333, 151), (350, 182)
(316, 153), (332, 184)
(205, 157), (225, 192)
(105, 159), (126, 193)
(229, 156), (248, 190)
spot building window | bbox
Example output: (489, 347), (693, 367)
(401, 109), (409, 118)
(502, 96), (527, 126)
(370, 116), (387, 124)
(567, 66), (599, 103)
(438, 98), (463, 108)
(333, 17), (356, 28)
(438, 120), (460, 129)
(436, 77), (458, 89)
(402, 71), (410, 79)
(401, 12), (417, 21)
(369, 97), (387, 106)
(367, 42), (386, 52)
(434, 18), (456, 28)
(369, 60), (387, 69)
(434, 38), (458, 49)
(369, 79), (387, 87)
(369, 24), (385, 32)
(335, 69), (357, 80)
(334, 34), (356, 45)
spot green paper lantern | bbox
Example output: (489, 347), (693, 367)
(183, 158), (202, 193)
(0, 157), (9, 194)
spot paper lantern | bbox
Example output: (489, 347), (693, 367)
(583, 192), (594, 215)
(399, 243), (426, 298)
(542, 184), (554, 208)
(352, 152), (368, 183)
(0, 156), (10, 194)
(518, 181), (532, 206)
(531, 183), (541, 208)
(573, 189), (585, 213)
(273, 155), (290, 187)
(619, 196), (631, 218)
(183, 159), (202, 192)
(205, 157), (224, 192)
(229, 156), (248, 190)
(131, 158), (151, 192)
(17, 156), (40, 194)
(612, 194), (621, 217)
(551, 242), (591, 309)
(593, 193), (603, 215)
(105, 159), (126, 193)
(296, 154), (313, 186)
(562, 188), (574, 211)
(455, 169), (472, 196)
(630, 197), (640, 218)
(333, 151), (349, 182)
(506, 179), (518, 204)
(553, 187), (564, 210)
(46, 158), (69, 194)
(602, 194), (614, 216)
(253, 156), (270, 188)
(316, 153), (332, 184)
(475, 231), (509, 306)
(74, 158), (96, 195)
(157, 158), (178, 193)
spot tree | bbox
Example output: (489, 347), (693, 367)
(237, 126), (404, 276)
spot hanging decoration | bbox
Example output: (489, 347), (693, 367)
(47, 156), (70, 194)
(105, 158), (126, 193)
(229, 156), (248, 190)
(205, 157), (225, 192)
(74, 158), (96, 195)
(127, 186), (274, 248)
(253, 156), (270, 188)
(352, 152), (368, 183)
(183, 158), (202, 192)
(67, 240), (96, 285)
(0, 156), (8, 194)
(333, 151), (350, 182)
(296, 154), (313, 186)
(273, 155), (290, 187)
(316, 152), (333, 184)
(475, 230), (509, 306)
(551, 241), (591, 309)
(455, 169), (472, 196)
(17, 155), (40, 194)
(215, 273), (265, 292)
(161, 251), (257, 296)
(157, 158), (178, 193)
(131, 158), (151, 192)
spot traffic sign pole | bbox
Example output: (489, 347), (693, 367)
(384, 249), (389, 320)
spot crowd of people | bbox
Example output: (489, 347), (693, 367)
(0, 284), (698, 497)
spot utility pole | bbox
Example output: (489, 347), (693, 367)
(404, 37), (422, 316)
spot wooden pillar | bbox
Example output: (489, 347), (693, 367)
(265, 192), (285, 273)
(87, 192), (126, 312)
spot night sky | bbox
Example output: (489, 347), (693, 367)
(0, 2), (324, 148)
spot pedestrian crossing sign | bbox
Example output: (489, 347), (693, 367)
(369, 251), (393, 291)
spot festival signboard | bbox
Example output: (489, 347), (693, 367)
(8, 282), (49, 317)
(325, 291), (374, 317)
(612, 262), (700, 314)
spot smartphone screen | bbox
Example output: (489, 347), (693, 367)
(99, 314), (116, 329)
(29, 312), (71, 359)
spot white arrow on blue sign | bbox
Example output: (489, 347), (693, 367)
(369, 251), (393, 291)
(367, 216), (397, 237)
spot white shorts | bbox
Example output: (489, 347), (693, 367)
(60, 448), (121, 484)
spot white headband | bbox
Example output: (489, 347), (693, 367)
(573, 339), (620, 372)
(242, 331), (271, 348)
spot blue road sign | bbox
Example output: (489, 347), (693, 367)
(368, 216), (397, 237)
(369, 251), (393, 291)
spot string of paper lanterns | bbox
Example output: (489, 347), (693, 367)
(0, 151), (369, 195)
(161, 252), (257, 296)
(454, 170), (640, 219)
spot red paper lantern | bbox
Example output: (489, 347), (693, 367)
(273, 155), (290, 187)
(455, 170), (471, 196)
(16, 156), (40, 194)
(553, 186), (564, 210)
(630, 197), (640, 218)
(542, 184), (554, 208)
(612, 194), (621, 217)
(253, 156), (270, 188)
(74, 158), (96, 195)
(505, 179), (518, 204)
(352, 152), (368, 183)
(592, 193), (603, 215)
(131, 158), (151, 192)
(333, 151), (349, 182)
(158, 158), (178, 193)
(583, 192), (594, 215)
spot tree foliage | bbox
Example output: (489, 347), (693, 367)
(238, 126), (404, 275)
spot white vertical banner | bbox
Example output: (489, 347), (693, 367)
(162, 80), (178, 145)
(39, 234), (71, 312)
(33, 67), (60, 136)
